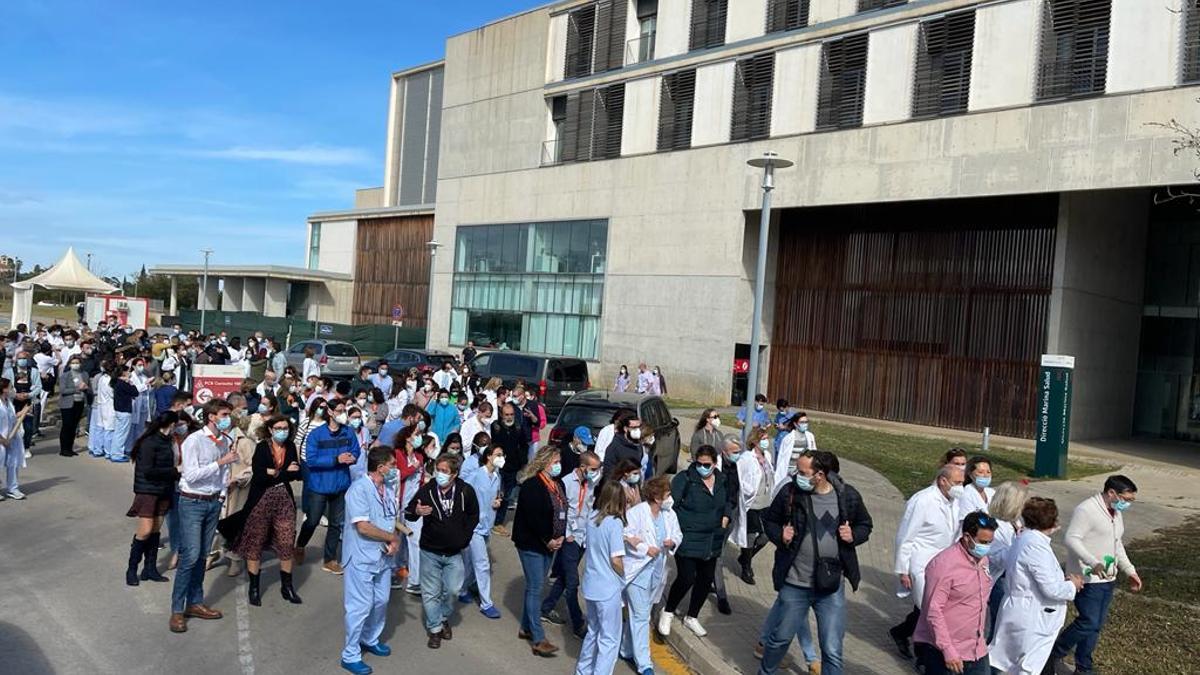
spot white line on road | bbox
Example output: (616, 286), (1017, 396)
(234, 576), (255, 675)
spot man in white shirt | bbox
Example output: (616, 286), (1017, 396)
(169, 399), (240, 634)
(889, 463), (964, 658)
(1049, 475), (1143, 675)
(432, 361), (457, 391)
(459, 401), (493, 449)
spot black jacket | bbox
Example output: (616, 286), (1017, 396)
(669, 464), (732, 559)
(405, 478), (479, 556)
(490, 420), (528, 476)
(132, 433), (179, 497)
(219, 440), (301, 545)
(602, 434), (643, 476)
(512, 473), (565, 555)
(763, 472), (873, 592)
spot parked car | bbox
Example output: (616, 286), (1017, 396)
(549, 390), (683, 475)
(467, 351), (590, 420)
(363, 348), (457, 375)
(284, 339), (362, 379)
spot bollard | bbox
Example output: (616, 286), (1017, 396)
(982, 426), (990, 452)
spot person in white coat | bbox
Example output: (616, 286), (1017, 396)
(620, 475), (674, 675)
(889, 463), (965, 658)
(88, 366), (115, 458)
(983, 481), (1028, 641)
(772, 412), (815, 497)
(733, 430), (773, 584)
(957, 456), (995, 518)
(0, 378), (30, 500)
(990, 497), (1083, 674)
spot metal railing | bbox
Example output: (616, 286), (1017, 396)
(625, 32), (656, 65)
(541, 139), (563, 166)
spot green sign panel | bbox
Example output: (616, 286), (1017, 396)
(1034, 354), (1075, 479)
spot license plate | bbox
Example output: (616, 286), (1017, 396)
(560, 390), (575, 397)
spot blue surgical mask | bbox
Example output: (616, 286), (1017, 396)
(434, 471), (452, 487)
(412, 435), (424, 449)
(272, 429), (289, 442)
(794, 474), (813, 491)
(1114, 498), (1131, 512)
(417, 420), (427, 432)
(548, 462), (562, 478)
(258, 403), (269, 414)
(974, 476), (992, 489)
(758, 439), (771, 450)
(696, 464), (714, 478)
(623, 472), (641, 485)
(215, 416), (232, 431)
(349, 418), (362, 429)
(384, 467), (399, 486)
(798, 423), (809, 433)
(727, 451), (742, 463)
(585, 469), (600, 484)
(970, 538), (991, 558)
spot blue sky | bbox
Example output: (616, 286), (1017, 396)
(0, 0), (535, 279)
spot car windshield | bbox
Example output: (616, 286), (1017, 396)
(556, 405), (623, 432)
(324, 343), (358, 357)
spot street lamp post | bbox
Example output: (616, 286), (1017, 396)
(425, 240), (442, 350)
(743, 152), (793, 442)
(199, 248), (213, 334)
(85, 252), (93, 271)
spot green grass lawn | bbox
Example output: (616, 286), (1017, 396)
(0, 296), (80, 323)
(810, 420), (1114, 497)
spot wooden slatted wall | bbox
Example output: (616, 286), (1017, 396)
(769, 196), (1058, 438)
(351, 215), (435, 327)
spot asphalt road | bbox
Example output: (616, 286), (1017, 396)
(0, 434), (615, 675)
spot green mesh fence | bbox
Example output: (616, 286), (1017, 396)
(175, 310), (426, 357)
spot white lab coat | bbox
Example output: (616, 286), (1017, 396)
(989, 529), (1077, 674)
(651, 508), (682, 604)
(893, 482), (958, 608)
(771, 429), (815, 496)
(988, 518), (1020, 578)
(623, 501), (663, 583)
(594, 423), (616, 462)
(94, 373), (115, 430)
(459, 415), (489, 448)
(728, 454), (765, 548)
(957, 483), (995, 516)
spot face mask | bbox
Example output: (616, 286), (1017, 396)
(711, 418), (721, 428)
(948, 484), (965, 500)
(423, 383), (433, 391)
(135, 365), (144, 374)
(474, 442), (489, 453)
(412, 435), (424, 449)
(974, 476), (992, 489)
(334, 413), (348, 425)
(215, 416), (232, 431)
(794, 474), (814, 491)
(798, 423), (809, 433)
(727, 451), (742, 463)
(258, 403), (269, 414)
(378, 368), (388, 376)
(357, 398), (368, 407)
(313, 385), (324, 394)
(417, 420), (427, 432)
(70, 363), (80, 371)
(17, 359), (29, 368)
(384, 467), (399, 487)
(696, 464), (714, 478)
(623, 472), (641, 485)
(755, 404), (764, 411)
(1113, 498), (1131, 512)
(457, 403), (467, 411)
(272, 429), (289, 442)
(503, 419), (515, 427)
(438, 398), (449, 406)
(314, 408), (326, 419)
(350, 418), (363, 429)
(628, 428), (642, 440)
(662, 496), (674, 511)
(585, 468), (600, 483)
(758, 438), (771, 450)
(970, 539), (991, 558)
(547, 462), (562, 478)
(434, 471), (453, 487)
(65, 340), (75, 347)
(492, 455), (507, 470)
(175, 423), (189, 436)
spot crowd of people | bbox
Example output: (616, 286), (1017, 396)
(0, 320), (1145, 675)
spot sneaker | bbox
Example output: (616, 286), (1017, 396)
(480, 605), (502, 620)
(888, 626), (912, 659)
(391, 577), (405, 590)
(322, 560), (344, 575)
(340, 660), (372, 675)
(754, 642), (764, 659)
(717, 597), (732, 615)
(808, 662), (821, 675)
(492, 524), (510, 537)
(656, 610), (674, 636)
(360, 642), (391, 657)
(6, 489), (25, 500)
(320, 515), (329, 527)
(541, 610), (566, 626)
(0, 492), (5, 502)
(23, 450), (31, 459)
(405, 584), (422, 596)
(682, 616), (707, 637)
(458, 592), (473, 604)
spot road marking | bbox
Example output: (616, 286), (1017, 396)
(651, 633), (693, 675)
(234, 575), (255, 675)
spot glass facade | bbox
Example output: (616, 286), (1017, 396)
(308, 223), (321, 270)
(450, 220), (607, 359)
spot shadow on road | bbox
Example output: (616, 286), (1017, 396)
(0, 621), (55, 675)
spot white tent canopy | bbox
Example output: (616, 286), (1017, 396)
(9, 247), (119, 327)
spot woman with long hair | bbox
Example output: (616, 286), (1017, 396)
(690, 408), (724, 456)
(612, 457), (643, 507)
(613, 365), (630, 393)
(223, 415), (303, 607)
(984, 481), (1029, 641)
(513, 446), (566, 657)
(576, 479), (628, 674)
(734, 429), (774, 584)
(247, 393), (277, 443)
(393, 424), (430, 595)
(125, 411), (182, 586)
(619, 476), (674, 675)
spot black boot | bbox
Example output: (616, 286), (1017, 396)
(280, 571), (303, 605)
(140, 532), (169, 582)
(126, 537), (145, 586)
(248, 572), (261, 607)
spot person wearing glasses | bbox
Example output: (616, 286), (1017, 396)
(689, 409), (725, 459)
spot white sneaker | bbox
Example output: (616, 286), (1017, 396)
(320, 515), (329, 527)
(23, 450), (31, 459)
(682, 616), (707, 637)
(657, 610), (674, 636)
(6, 489), (24, 500)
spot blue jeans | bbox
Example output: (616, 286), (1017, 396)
(419, 550), (465, 633)
(494, 471), (519, 526)
(1053, 581), (1115, 672)
(760, 594), (818, 663)
(541, 540), (585, 631)
(296, 489), (345, 563)
(916, 643), (990, 675)
(759, 584), (846, 675)
(165, 490), (181, 552)
(170, 496), (221, 613)
(110, 411), (131, 460)
(518, 548), (552, 643)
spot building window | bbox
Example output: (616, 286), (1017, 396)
(816, 34), (869, 131)
(858, 0), (905, 12)
(554, 84), (624, 164)
(564, 1), (627, 79)
(547, 95), (568, 165)
(731, 53), (775, 142)
(308, 222), (321, 270)
(766, 0), (809, 34)
(451, 220), (608, 359)
(658, 69), (697, 151)
(1185, 1), (1200, 84)
(565, 5), (597, 79)
(1036, 0), (1112, 101)
(629, 0), (658, 64)
(912, 10), (975, 119)
(689, 0), (728, 52)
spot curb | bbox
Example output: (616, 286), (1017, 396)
(662, 623), (746, 675)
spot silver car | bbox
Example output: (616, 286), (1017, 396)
(284, 339), (362, 379)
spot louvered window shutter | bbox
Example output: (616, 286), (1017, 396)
(561, 93), (581, 162)
(592, 1), (629, 73)
(731, 53), (775, 141)
(858, 0), (906, 12)
(816, 34), (868, 130)
(566, 6), (598, 79)
(766, 0), (809, 34)
(1184, 1), (1200, 84)
(1036, 0), (1112, 100)
(658, 70), (696, 151)
(689, 0), (728, 51)
(911, 10), (975, 118)
(593, 84), (625, 159)
(578, 89), (597, 161)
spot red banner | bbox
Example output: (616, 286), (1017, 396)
(191, 364), (244, 405)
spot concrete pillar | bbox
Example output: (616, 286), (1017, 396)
(199, 276), (220, 311)
(263, 278), (288, 318)
(221, 277), (244, 312)
(242, 277), (265, 314)
(1045, 189), (1150, 440)
(169, 276), (177, 315)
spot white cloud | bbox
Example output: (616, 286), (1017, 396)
(198, 145), (373, 166)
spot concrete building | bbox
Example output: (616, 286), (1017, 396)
(313, 0), (1200, 443)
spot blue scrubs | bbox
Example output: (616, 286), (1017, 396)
(463, 465), (501, 611)
(577, 516), (625, 675)
(340, 475), (398, 664)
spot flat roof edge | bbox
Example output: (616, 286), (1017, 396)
(307, 204), (436, 222)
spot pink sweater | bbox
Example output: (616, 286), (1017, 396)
(913, 542), (993, 662)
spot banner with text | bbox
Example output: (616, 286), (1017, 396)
(191, 364), (245, 405)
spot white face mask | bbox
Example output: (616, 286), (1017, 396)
(947, 484), (965, 500)
(628, 427), (642, 440)
(492, 455), (506, 470)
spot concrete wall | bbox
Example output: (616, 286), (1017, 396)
(863, 23), (918, 125)
(221, 277), (244, 312)
(809, 0), (858, 25)
(1107, 0), (1182, 95)
(969, 0), (1039, 112)
(692, 61), (736, 147)
(241, 278), (265, 314)
(306, 280), (355, 325)
(264, 278), (288, 318)
(727, 0), (768, 44)
(547, 12), (568, 83)
(656, 0), (692, 59)
(621, 75), (662, 155)
(1046, 190), (1151, 440)
(355, 188), (384, 209)
(199, 276), (219, 312)
(771, 44), (821, 136)
(314, 219), (358, 276)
